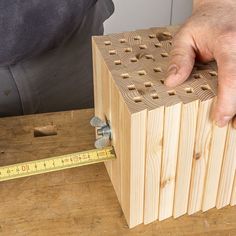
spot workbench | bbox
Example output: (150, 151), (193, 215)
(0, 108), (235, 235)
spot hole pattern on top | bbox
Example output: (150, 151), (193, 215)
(97, 29), (218, 106)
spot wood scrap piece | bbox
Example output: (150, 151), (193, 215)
(217, 124), (236, 208)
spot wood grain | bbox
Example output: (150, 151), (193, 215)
(144, 106), (164, 224)
(159, 103), (181, 221)
(188, 99), (213, 215)
(202, 123), (228, 211)
(174, 99), (199, 218)
(217, 124), (236, 208)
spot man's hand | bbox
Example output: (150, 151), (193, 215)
(165, 0), (236, 127)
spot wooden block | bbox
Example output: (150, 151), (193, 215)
(92, 26), (225, 228)
(217, 124), (236, 209)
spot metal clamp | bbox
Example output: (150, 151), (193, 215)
(90, 116), (112, 149)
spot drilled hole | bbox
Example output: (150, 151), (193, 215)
(139, 44), (147, 50)
(149, 34), (156, 39)
(160, 79), (164, 84)
(109, 50), (117, 55)
(133, 96), (142, 103)
(119, 39), (126, 43)
(144, 82), (152, 87)
(161, 52), (169, 58)
(151, 93), (159, 99)
(193, 73), (202, 79)
(124, 47), (132, 53)
(156, 32), (172, 41)
(127, 85), (135, 90)
(34, 125), (57, 137)
(138, 70), (147, 76)
(185, 87), (193, 93)
(121, 73), (130, 79)
(201, 85), (211, 91)
(134, 36), (141, 40)
(209, 71), (217, 76)
(104, 41), (112, 46)
(154, 67), (162, 72)
(114, 60), (122, 65)
(154, 43), (162, 48)
(145, 54), (154, 60)
(130, 58), (138, 63)
(168, 90), (176, 96)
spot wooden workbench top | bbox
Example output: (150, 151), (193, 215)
(0, 109), (235, 235)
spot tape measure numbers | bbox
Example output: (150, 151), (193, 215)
(0, 146), (116, 182)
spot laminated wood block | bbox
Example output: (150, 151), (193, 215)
(92, 26), (235, 228)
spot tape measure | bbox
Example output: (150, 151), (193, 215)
(0, 146), (115, 182)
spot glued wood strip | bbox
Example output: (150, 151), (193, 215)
(159, 103), (182, 221)
(217, 124), (236, 208)
(202, 123), (228, 212)
(188, 99), (213, 215)
(174, 100), (199, 218)
(144, 107), (164, 224)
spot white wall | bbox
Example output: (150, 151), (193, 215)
(104, 0), (193, 34)
(171, 0), (193, 24)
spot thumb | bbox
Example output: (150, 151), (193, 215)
(165, 29), (196, 87)
(213, 52), (236, 127)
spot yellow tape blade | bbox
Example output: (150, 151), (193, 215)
(0, 146), (116, 182)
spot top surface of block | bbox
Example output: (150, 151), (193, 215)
(93, 26), (218, 113)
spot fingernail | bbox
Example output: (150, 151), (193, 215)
(167, 65), (178, 76)
(215, 116), (231, 127)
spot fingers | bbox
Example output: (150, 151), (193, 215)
(165, 29), (196, 87)
(213, 45), (236, 127)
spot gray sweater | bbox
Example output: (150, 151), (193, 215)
(0, 0), (96, 66)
